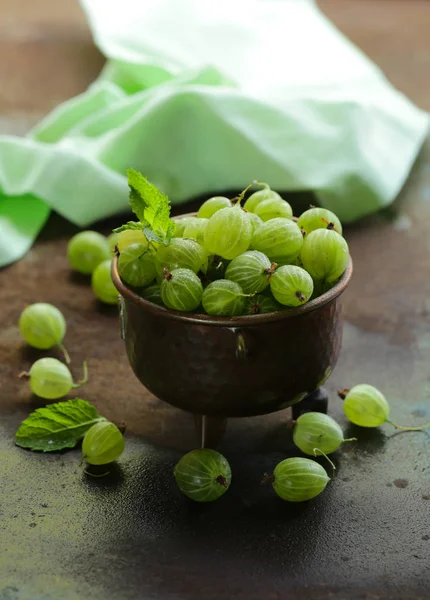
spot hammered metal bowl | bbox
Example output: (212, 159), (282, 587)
(111, 226), (352, 419)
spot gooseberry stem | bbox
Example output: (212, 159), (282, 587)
(58, 343), (71, 365)
(231, 183), (254, 206)
(321, 217), (339, 233)
(162, 268), (172, 281)
(72, 361), (88, 388)
(386, 419), (430, 432)
(264, 262), (278, 277)
(252, 180), (270, 191)
(313, 447), (336, 478)
(343, 437), (358, 443)
(337, 388), (350, 400)
(18, 371), (30, 380)
(115, 421), (128, 434)
(261, 473), (274, 485)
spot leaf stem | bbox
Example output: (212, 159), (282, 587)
(72, 361), (88, 388)
(386, 419), (430, 431)
(58, 343), (71, 364)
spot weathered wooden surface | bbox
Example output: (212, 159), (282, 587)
(0, 1), (429, 599)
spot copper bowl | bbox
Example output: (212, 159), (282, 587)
(111, 225), (352, 419)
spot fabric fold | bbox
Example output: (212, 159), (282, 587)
(0, 0), (427, 267)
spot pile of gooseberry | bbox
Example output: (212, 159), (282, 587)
(67, 230), (120, 305)
(114, 182), (350, 316)
(174, 385), (429, 503)
(17, 302), (125, 468)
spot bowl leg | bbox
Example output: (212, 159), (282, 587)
(292, 387), (328, 420)
(194, 415), (228, 448)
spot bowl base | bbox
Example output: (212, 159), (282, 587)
(194, 415), (228, 449)
(194, 388), (329, 448)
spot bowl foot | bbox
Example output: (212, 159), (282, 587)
(292, 387), (328, 420)
(194, 415), (228, 449)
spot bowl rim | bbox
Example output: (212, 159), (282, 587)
(111, 214), (353, 327)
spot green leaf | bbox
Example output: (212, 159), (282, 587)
(112, 221), (143, 233)
(15, 398), (106, 452)
(143, 226), (164, 245)
(127, 169), (175, 245)
(143, 225), (176, 246)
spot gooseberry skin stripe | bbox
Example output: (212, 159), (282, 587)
(341, 384), (390, 428)
(297, 207), (343, 236)
(82, 421), (125, 466)
(67, 230), (110, 275)
(270, 265), (314, 307)
(292, 411), (357, 456)
(118, 243), (157, 288)
(244, 293), (281, 315)
(243, 181), (282, 213)
(254, 198), (293, 222)
(92, 260), (119, 305)
(247, 212), (264, 234)
(204, 205), (252, 260)
(225, 251), (272, 294)
(272, 457), (330, 502)
(202, 280), (246, 316)
(197, 197), (232, 219)
(19, 303), (68, 358)
(141, 284), (163, 306)
(340, 384), (430, 431)
(172, 217), (199, 238)
(183, 218), (208, 245)
(301, 229), (349, 283)
(174, 449), (232, 502)
(251, 218), (303, 265)
(160, 268), (203, 312)
(27, 358), (73, 400)
(117, 229), (148, 252)
(156, 238), (207, 274)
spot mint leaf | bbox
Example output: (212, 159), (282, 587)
(113, 221), (143, 233)
(15, 398), (106, 452)
(143, 226), (165, 245)
(127, 169), (175, 245)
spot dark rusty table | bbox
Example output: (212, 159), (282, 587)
(1, 1), (430, 599)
